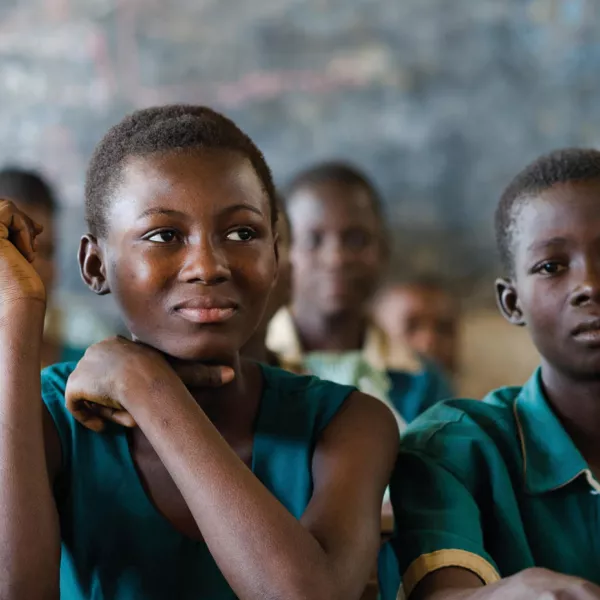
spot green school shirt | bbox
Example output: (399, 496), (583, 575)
(42, 361), (355, 599)
(390, 369), (600, 598)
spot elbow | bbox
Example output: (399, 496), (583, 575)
(0, 580), (59, 600)
(281, 572), (345, 600)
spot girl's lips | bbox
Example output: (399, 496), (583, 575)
(175, 306), (237, 324)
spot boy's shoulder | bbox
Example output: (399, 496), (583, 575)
(405, 382), (522, 439)
(400, 379), (529, 482)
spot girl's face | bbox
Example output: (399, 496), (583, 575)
(81, 149), (277, 363)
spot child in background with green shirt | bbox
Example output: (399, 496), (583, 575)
(392, 148), (600, 600)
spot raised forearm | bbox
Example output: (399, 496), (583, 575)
(0, 303), (60, 599)
(129, 384), (341, 600)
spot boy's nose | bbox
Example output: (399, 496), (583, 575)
(570, 261), (600, 307)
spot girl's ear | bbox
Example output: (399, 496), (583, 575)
(495, 277), (525, 326)
(79, 234), (110, 295)
(272, 231), (280, 289)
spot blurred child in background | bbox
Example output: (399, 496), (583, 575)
(373, 279), (458, 420)
(0, 167), (86, 365)
(268, 162), (453, 428)
(374, 278), (459, 376)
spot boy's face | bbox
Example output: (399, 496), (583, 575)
(288, 180), (385, 318)
(14, 201), (56, 297)
(81, 149), (277, 363)
(375, 285), (458, 373)
(498, 180), (600, 377)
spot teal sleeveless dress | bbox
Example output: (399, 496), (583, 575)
(42, 361), (355, 599)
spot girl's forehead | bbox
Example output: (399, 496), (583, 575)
(110, 151), (270, 219)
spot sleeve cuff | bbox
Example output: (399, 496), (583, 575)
(401, 549), (501, 598)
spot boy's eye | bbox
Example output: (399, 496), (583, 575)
(226, 228), (256, 242)
(146, 230), (177, 243)
(536, 261), (566, 275)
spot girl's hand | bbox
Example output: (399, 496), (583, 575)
(0, 199), (45, 308)
(65, 336), (233, 431)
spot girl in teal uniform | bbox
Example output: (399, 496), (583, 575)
(0, 105), (398, 599)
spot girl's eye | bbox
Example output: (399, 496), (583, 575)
(146, 230), (177, 243)
(226, 228), (256, 242)
(536, 261), (566, 275)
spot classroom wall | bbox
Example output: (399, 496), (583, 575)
(457, 310), (540, 399)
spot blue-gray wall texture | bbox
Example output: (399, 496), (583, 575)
(1, 0), (599, 306)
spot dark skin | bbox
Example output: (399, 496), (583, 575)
(288, 179), (386, 353)
(413, 181), (600, 599)
(373, 284), (459, 374)
(9, 200), (61, 367)
(241, 205), (292, 365)
(0, 149), (398, 600)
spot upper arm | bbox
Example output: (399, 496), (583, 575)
(300, 392), (399, 589)
(390, 449), (500, 598)
(43, 404), (62, 486)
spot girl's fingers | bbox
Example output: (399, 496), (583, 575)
(67, 398), (136, 431)
(10, 213), (36, 262)
(0, 201), (42, 262)
(67, 399), (107, 432)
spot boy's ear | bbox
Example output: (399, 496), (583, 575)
(79, 234), (110, 295)
(495, 277), (525, 326)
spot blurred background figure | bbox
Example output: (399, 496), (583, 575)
(0, 167), (114, 366)
(373, 278), (459, 378)
(0, 167), (81, 366)
(267, 162), (452, 428)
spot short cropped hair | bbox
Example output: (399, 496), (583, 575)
(496, 148), (600, 272)
(284, 161), (385, 223)
(85, 105), (277, 237)
(0, 167), (57, 212)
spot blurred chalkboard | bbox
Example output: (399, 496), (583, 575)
(1, 0), (600, 308)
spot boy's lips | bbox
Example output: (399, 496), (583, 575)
(571, 318), (600, 344)
(173, 297), (238, 324)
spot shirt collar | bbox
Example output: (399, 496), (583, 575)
(265, 307), (422, 374)
(513, 368), (594, 494)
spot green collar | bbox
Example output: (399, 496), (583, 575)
(514, 369), (597, 495)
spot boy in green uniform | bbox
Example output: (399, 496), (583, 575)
(391, 148), (600, 599)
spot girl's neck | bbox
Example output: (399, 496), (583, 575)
(290, 305), (367, 353)
(241, 328), (270, 364)
(541, 360), (600, 469)
(173, 354), (263, 438)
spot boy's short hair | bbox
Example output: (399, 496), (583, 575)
(284, 161), (385, 223)
(496, 148), (600, 273)
(85, 105), (277, 237)
(0, 167), (57, 213)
